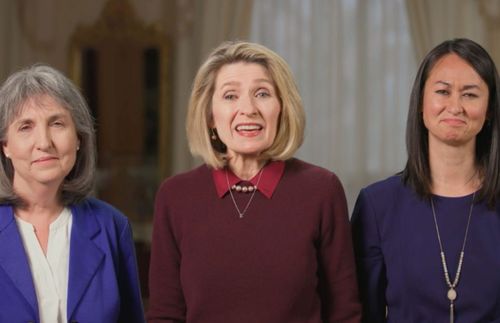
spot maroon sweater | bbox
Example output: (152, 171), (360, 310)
(147, 158), (361, 322)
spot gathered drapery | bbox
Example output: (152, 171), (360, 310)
(406, 0), (487, 62)
(250, 0), (416, 209)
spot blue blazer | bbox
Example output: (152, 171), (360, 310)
(0, 198), (145, 323)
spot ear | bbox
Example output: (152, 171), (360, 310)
(2, 141), (10, 158)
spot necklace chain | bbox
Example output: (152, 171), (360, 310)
(430, 193), (475, 323)
(225, 168), (264, 218)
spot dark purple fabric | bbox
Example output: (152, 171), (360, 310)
(352, 175), (500, 322)
(148, 158), (361, 323)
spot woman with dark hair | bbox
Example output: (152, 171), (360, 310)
(0, 64), (144, 322)
(352, 38), (500, 322)
(148, 41), (361, 322)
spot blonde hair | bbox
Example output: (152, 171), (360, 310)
(186, 40), (305, 169)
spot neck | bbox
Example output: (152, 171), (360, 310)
(227, 155), (266, 180)
(13, 180), (63, 224)
(429, 138), (479, 196)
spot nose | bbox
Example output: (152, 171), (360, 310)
(36, 126), (53, 150)
(446, 94), (464, 115)
(238, 94), (258, 117)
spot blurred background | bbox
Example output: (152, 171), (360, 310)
(0, 0), (498, 306)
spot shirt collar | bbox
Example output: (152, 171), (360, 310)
(212, 160), (285, 199)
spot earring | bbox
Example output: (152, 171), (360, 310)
(210, 128), (217, 140)
(210, 128), (227, 153)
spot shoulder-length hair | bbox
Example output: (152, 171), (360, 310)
(186, 40), (305, 169)
(402, 38), (500, 207)
(0, 64), (96, 206)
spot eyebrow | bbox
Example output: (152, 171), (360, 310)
(219, 78), (274, 89)
(434, 81), (481, 91)
(13, 113), (69, 126)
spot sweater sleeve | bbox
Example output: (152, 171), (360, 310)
(318, 173), (362, 323)
(147, 183), (186, 323)
(351, 188), (387, 323)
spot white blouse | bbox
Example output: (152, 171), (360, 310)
(16, 208), (72, 323)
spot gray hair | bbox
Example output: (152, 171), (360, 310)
(0, 64), (96, 206)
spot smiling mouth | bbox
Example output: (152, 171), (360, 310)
(235, 124), (263, 132)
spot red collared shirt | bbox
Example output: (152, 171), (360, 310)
(211, 160), (285, 199)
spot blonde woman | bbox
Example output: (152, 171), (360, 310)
(148, 41), (361, 323)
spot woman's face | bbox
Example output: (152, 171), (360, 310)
(211, 62), (281, 160)
(2, 94), (80, 192)
(422, 53), (489, 148)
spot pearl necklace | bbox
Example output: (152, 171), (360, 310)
(225, 168), (264, 218)
(430, 193), (475, 323)
(231, 184), (257, 193)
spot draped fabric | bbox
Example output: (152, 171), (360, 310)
(250, 0), (416, 209)
(405, 0), (487, 62)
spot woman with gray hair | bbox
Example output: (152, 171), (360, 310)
(0, 64), (144, 322)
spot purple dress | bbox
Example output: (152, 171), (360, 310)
(352, 175), (500, 322)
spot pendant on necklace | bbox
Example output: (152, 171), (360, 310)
(447, 288), (457, 301)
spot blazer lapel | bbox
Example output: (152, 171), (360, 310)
(0, 206), (38, 316)
(67, 201), (104, 318)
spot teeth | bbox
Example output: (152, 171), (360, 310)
(236, 124), (262, 131)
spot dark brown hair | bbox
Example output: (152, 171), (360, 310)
(402, 38), (500, 207)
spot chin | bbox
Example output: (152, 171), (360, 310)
(34, 173), (66, 185)
(441, 137), (470, 147)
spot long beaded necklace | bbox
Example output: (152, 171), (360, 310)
(430, 193), (475, 323)
(225, 168), (264, 218)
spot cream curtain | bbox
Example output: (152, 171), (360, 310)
(250, 0), (416, 209)
(171, 0), (254, 173)
(405, 0), (487, 61)
(478, 0), (500, 65)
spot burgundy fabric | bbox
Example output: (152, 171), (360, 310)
(211, 160), (285, 198)
(147, 158), (361, 323)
